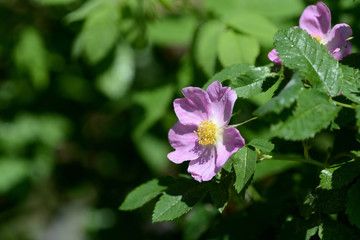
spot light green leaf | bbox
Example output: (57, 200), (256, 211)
(13, 27), (49, 89)
(96, 43), (135, 100)
(33, 0), (77, 5)
(65, 0), (111, 23)
(195, 20), (225, 76)
(152, 179), (206, 222)
(217, 30), (260, 67)
(248, 139), (274, 153)
(274, 28), (343, 97)
(346, 179), (360, 229)
(232, 146), (257, 193)
(320, 160), (360, 190)
(271, 89), (341, 140)
(341, 65), (360, 104)
(80, 5), (120, 64)
(254, 71), (303, 116)
(230, 65), (277, 98)
(148, 15), (197, 46)
(203, 63), (252, 89)
(0, 158), (29, 193)
(223, 12), (277, 48)
(119, 178), (169, 211)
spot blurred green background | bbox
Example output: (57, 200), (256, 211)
(0, 0), (359, 239)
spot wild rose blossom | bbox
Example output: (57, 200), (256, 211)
(167, 81), (245, 182)
(268, 1), (353, 63)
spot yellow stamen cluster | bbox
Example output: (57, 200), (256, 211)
(194, 120), (217, 146)
(312, 34), (322, 43)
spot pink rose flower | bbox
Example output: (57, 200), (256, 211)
(268, 1), (353, 63)
(167, 81), (245, 182)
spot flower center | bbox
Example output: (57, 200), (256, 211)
(312, 34), (322, 44)
(194, 120), (217, 146)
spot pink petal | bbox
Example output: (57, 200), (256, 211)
(268, 48), (282, 64)
(324, 23), (353, 60)
(187, 146), (217, 182)
(215, 127), (245, 171)
(167, 121), (203, 164)
(299, 2), (331, 37)
(206, 81), (237, 125)
(174, 87), (211, 126)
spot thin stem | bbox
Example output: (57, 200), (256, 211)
(262, 154), (329, 168)
(231, 117), (258, 128)
(333, 100), (356, 109)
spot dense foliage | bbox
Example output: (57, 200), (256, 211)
(1, 0), (360, 239)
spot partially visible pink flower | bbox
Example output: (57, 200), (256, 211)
(268, 1), (352, 63)
(167, 81), (245, 182)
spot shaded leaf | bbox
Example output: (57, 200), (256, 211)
(317, 187), (346, 214)
(319, 219), (356, 240)
(195, 20), (225, 76)
(320, 160), (360, 190)
(356, 106), (360, 131)
(342, 65), (360, 104)
(254, 71), (303, 116)
(0, 158), (29, 193)
(217, 30), (260, 67)
(271, 89), (341, 140)
(253, 159), (300, 182)
(232, 146), (257, 193)
(274, 28), (343, 97)
(346, 179), (360, 229)
(33, 0), (77, 5)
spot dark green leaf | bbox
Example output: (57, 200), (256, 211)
(119, 178), (168, 211)
(346, 179), (360, 229)
(278, 218), (318, 240)
(152, 178), (207, 222)
(319, 219), (356, 240)
(232, 146), (257, 193)
(356, 106), (360, 131)
(317, 187), (347, 214)
(274, 28), (343, 97)
(253, 159), (300, 182)
(248, 139), (274, 153)
(217, 30), (260, 67)
(320, 160), (360, 190)
(254, 71), (303, 116)
(271, 89), (341, 140)
(209, 181), (229, 213)
(33, 0), (76, 5)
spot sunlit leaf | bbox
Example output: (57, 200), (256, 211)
(65, 0), (110, 23)
(320, 161), (360, 190)
(13, 27), (49, 89)
(274, 28), (343, 97)
(195, 20), (225, 76)
(96, 43), (135, 100)
(232, 146), (257, 193)
(119, 178), (169, 211)
(248, 139), (274, 153)
(217, 30), (260, 67)
(254, 71), (303, 116)
(271, 89), (341, 140)
(0, 158), (29, 193)
(341, 65), (360, 104)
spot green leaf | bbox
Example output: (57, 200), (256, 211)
(346, 179), (360, 229)
(96, 43), (135, 100)
(248, 139), (274, 153)
(318, 219), (356, 240)
(253, 159), (300, 182)
(341, 65), (360, 104)
(271, 89), (341, 140)
(65, 0), (110, 23)
(119, 178), (168, 211)
(254, 71), (303, 116)
(317, 187), (346, 214)
(209, 173), (231, 212)
(274, 28), (343, 97)
(320, 160), (360, 190)
(152, 178), (207, 222)
(223, 12), (277, 48)
(203, 63), (252, 89)
(0, 158), (29, 193)
(217, 30), (260, 67)
(80, 5), (120, 64)
(232, 146), (257, 193)
(33, 0), (77, 5)
(13, 27), (49, 89)
(356, 106), (360, 131)
(231, 66), (277, 98)
(195, 20), (225, 76)
(148, 15), (197, 46)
